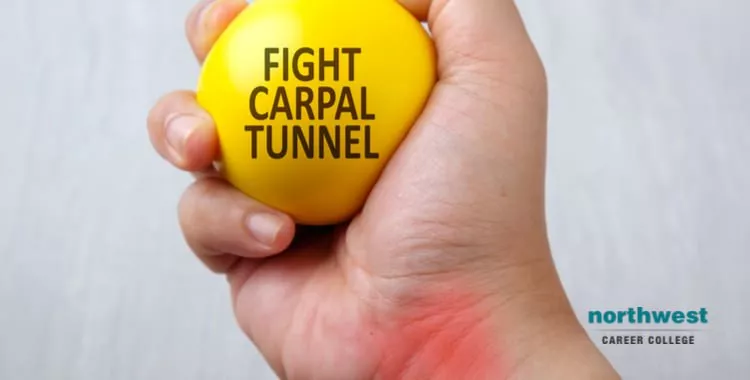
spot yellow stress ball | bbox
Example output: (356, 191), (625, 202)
(197, 0), (436, 225)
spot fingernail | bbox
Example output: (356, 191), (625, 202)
(165, 115), (198, 159)
(246, 213), (283, 247)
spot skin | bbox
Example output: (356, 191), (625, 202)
(147, 0), (621, 378)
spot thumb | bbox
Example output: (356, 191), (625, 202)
(365, 0), (548, 244)
(398, 0), (548, 195)
(401, 0), (545, 86)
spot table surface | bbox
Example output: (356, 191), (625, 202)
(1, 0), (749, 379)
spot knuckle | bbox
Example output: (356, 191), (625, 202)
(206, 255), (241, 274)
(146, 95), (169, 129)
(178, 179), (226, 256)
(148, 91), (194, 126)
(178, 178), (222, 223)
(183, 233), (211, 261)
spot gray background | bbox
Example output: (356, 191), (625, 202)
(1, 0), (748, 379)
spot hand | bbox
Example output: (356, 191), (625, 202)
(147, 0), (618, 378)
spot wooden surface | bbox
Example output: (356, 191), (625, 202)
(1, 0), (748, 379)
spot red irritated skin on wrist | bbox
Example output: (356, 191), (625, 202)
(370, 289), (507, 380)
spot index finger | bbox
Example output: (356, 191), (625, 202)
(186, 0), (248, 64)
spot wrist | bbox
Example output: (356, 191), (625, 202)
(496, 296), (619, 380)
(485, 257), (620, 379)
(372, 253), (618, 379)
